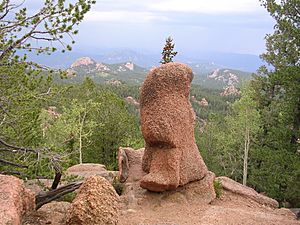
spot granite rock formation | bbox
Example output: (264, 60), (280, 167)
(118, 147), (145, 183)
(140, 62), (208, 192)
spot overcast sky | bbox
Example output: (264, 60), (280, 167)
(31, 0), (276, 56)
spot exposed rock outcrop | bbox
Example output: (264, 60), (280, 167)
(125, 96), (139, 106)
(118, 147), (146, 209)
(66, 176), (120, 225)
(216, 176), (279, 208)
(220, 84), (240, 96)
(191, 96), (209, 107)
(124, 62), (134, 71)
(70, 57), (95, 68)
(139, 62), (208, 192)
(0, 175), (35, 225)
(118, 147), (215, 210)
(200, 98), (209, 106)
(118, 147), (145, 183)
(66, 163), (117, 183)
(96, 63), (110, 71)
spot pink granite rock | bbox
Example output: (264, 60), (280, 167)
(118, 147), (146, 183)
(0, 175), (35, 225)
(140, 62), (208, 192)
(216, 176), (279, 208)
(66, 176), (120, 225)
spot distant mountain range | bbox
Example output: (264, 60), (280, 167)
(66, 57), (148, 85)
(65, 56), (253, 93)
(27, 48), (265, 72)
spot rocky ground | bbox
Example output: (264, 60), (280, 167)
(119, 190), (298, 225)
(22, 175), (299, 225)
(20, 161), (299, 225)
(23, 189), (299, 225)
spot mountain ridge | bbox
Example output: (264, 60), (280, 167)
(27, 48), (264, 72)
(66, 56), (253, 93)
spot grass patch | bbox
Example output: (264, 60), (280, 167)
(214, 179), (223, 198)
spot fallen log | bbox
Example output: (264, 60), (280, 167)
(35, 181), (82, 210)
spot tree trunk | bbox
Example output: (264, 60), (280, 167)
(50, 172), (62, 190)
(243, 127), (250, 186)
(78, 111), (87, 164)
(79, 129), (82, 164)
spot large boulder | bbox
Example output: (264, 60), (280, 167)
(0, 175), (35, 225)
(66, 176), (120, 225)
(140, 62), (208, 192)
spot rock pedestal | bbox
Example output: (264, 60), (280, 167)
(140, 62), (208, 192)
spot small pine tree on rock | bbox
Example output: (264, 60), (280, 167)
(160, 36), (178, 64)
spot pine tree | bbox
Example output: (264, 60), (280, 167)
(160, 36), (178, 64)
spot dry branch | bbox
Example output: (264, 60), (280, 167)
(35, 181), (82, 210)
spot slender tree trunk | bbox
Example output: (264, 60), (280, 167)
(243, 127), (250, 185)
(78, 111), (87, 164)
(79, 129), (82, 164)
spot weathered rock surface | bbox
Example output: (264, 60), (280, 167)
(135, 171), (216, 208)
(118, 147), (146, 210)
(23, 201), (71, 225)
(0, 175), (35, 225)
(216, 176), (279, 208)
(118, 146), (215, 211)
(66, 163), (117, 183)
(66, 176), (120, 225)
(25, 179), (54, 194)
(119, 187), (299, 225)
(140, 62), (208, 192)
(118, 147), (145, 183)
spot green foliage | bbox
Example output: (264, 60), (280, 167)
(0, 0), (95, 178)
(51, 79), (143, 170)
(0, 0), (96, 62)
(260, 0), (300, 68)
(198, 0), (300, 206)
(213, 180), (222, 198)
(191, 85), (237, 120)
(160, 36), (178, 64)
(248, 147), (300, 207)
(198, 83), (261, 182)
(60, 192), (77, 202)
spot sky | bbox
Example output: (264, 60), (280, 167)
(71, 0), (275, 56)
(25, 0), (276, 57)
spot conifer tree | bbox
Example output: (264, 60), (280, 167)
(160, 36), (178, 64)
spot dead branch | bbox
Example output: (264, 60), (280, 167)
(0, 170), (27, 176)
(0, 138), (38, 153)
(36, 181), (82, 210)
(0, 158), (28, 168)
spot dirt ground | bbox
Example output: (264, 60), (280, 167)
(23, 189), (299, 225)
(118, 190), (298, 225)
